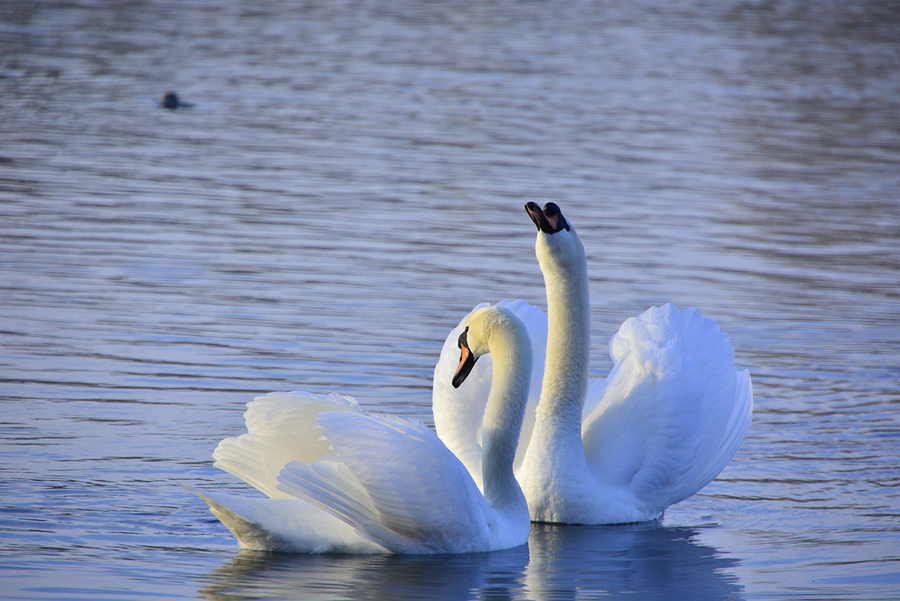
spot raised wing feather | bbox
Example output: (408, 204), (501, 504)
(432, 300), (547, 487)
(278, 411), (493, 554)
(213, 391), (360, 498)
(581, 304), (753, 514)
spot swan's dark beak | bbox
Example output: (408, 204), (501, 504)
(525, 202), (570, 234)
(452, 326), (479, 388)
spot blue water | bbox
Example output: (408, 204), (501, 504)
(2, 0), (899, 599)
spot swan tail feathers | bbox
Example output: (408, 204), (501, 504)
(183, 484), (298, 551)
(212, 391), (360, 498)
(183, 484), (385, 553)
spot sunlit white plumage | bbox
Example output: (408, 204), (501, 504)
(433, 299), (547, 490)
(432, 203), (753, 524)
(187, 392), (384, 553)
(192, 306), (533, 554)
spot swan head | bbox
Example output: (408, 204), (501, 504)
(452, 306), (529, 389)
(525, 202), (585, 274)
(526, 201), (569, 234)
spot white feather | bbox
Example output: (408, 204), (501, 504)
(212, 391), (360, 499)
(278, 412), (494, 554)
(581, 304), (753, 517)
(187, 391), (382, 552)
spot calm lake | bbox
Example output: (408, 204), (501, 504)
(1, 0), (899, 599)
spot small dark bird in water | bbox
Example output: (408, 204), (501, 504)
(161, 91), (193, 109)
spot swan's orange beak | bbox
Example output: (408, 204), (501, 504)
(452, 326), (478, 388)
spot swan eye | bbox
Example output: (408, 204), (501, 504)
(457, 326), (470, 350)
(543, 202), (570, 232)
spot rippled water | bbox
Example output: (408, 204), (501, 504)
(2, 0), (899, 599)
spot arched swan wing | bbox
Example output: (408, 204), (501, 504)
(581, 305), (753, 514)
(277, 411), (500, 554)
(213, 392), (361, 498)
(432, 300), (547, 487)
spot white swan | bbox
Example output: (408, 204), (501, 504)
(191, 305), (533, 553)
(433, 202), (753, 524)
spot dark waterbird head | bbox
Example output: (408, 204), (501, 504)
(162, 92), (180, 109)
(525, 202), (570, 234)
(161, 91), (194, 110)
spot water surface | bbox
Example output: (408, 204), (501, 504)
(2, 1), (899, 599)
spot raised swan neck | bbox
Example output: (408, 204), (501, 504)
(536, 230), (590, 433)
(517, 221), (594, 523)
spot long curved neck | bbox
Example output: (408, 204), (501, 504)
(537, 241), (590, 439)
(481, 324), (532, 508)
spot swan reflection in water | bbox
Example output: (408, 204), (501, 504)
(198, 545), (529, 601)
(526, 523), (743, 600)
(198, 523), (743, 601)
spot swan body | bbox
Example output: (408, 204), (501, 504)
(187, 392), (385, 552)
(193, 306), (533, 554)
(433, 203), (753, 524)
